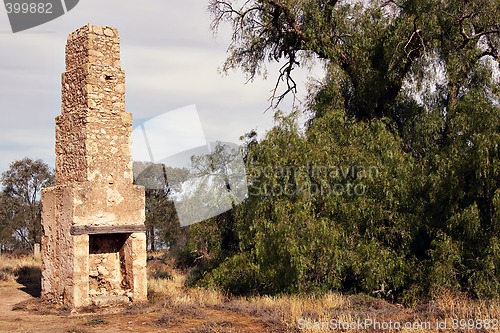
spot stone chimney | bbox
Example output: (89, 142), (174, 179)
(41, 24), (147, 308)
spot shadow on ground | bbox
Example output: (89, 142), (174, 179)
(16, 265), (41, 297)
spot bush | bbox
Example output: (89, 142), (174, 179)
(198, 253), (263, 295)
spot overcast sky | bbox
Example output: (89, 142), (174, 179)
(0, 0), (324, 174)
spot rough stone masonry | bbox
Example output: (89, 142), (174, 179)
(41, 24), (147, 308)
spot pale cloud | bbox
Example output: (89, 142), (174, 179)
(0, 0), (324, 174)
(132, 105), (208, 163)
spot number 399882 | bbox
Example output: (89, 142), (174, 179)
(5, 3), (53, 14)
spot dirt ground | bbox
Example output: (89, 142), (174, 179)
(0, 281), (276, 333)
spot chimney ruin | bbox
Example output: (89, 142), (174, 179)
(41, 24), (147, 308)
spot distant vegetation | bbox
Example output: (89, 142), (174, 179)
(0, 158), (53, 253)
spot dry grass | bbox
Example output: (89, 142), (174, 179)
(148, 257), (500, 332)
(223, 292), (350, 332)
(428, 290), (500, 332)
(207, 291), (500, 332)
(148, 260), (226, 308)
(2, 253), (500, 332)
(0, 254), (40, 285)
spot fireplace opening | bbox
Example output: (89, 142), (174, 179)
(89, 233), (132, 302)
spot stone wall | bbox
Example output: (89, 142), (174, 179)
(57, 25), (130, 185)
(41, 24), (147, 308)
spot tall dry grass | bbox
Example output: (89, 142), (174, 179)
(148, 256), (500, 332)
(0, 254), (40, 283)
(148, 257), (226, 309)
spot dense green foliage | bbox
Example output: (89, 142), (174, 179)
(186, 0), (500, 303)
